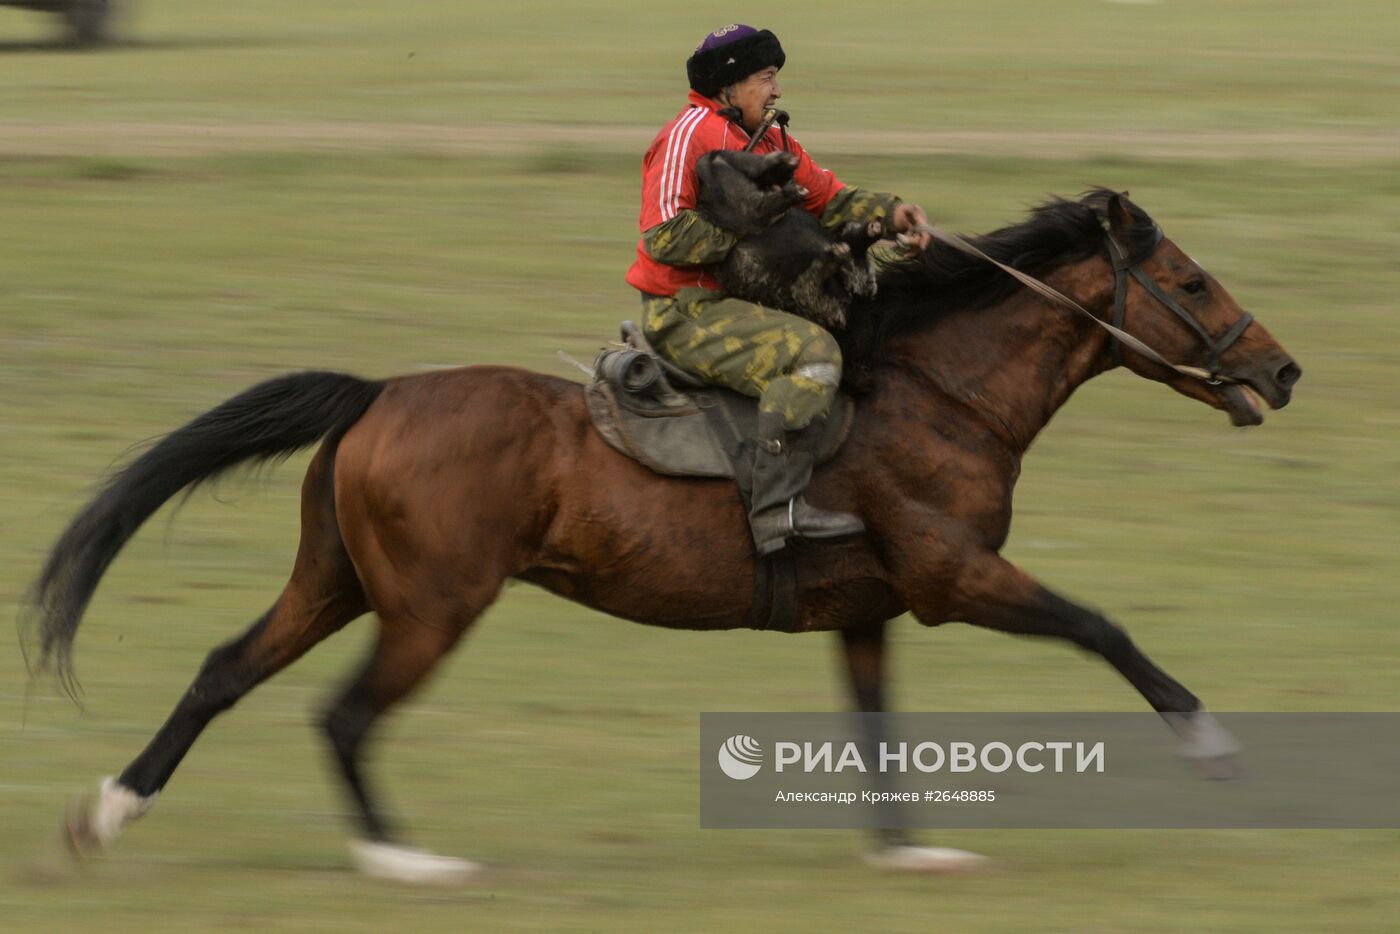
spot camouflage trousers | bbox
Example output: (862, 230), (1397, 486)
(641, 287), (841, 431)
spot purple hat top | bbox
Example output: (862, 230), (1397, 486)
(695, 24), (759, 53)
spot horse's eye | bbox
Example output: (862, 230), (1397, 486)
(1182, 278), (1208, 295)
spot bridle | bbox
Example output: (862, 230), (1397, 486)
(1103, 227), (1253, 383)
(911, 223), (1253, 386)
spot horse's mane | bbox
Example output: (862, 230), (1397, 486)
(868, 188), (1159, 338)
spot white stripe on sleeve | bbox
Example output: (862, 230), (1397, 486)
(657, 107), (704, 222)
(661, 108), (707, 222)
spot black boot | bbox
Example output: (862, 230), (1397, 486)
(749, 412), (865, 556)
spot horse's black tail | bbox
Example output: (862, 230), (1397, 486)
(24, 370), (385, 697)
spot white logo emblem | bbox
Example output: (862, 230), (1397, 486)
(698, 25), (742, 52)
(718, 734), (763, 780)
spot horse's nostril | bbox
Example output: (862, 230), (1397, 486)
(1276, 361), (1302, 387)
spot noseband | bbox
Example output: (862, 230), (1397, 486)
(1104, 228), (1253, 383)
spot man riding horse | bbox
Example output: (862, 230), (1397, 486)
(626, 25), (936, 557)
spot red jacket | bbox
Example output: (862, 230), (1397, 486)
(625, 91), (847, 296)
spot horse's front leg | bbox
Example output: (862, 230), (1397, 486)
(834, 620), (987, 873)
(914, 550), (1241, 770)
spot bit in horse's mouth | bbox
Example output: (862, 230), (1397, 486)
(1218, 382), (1265, 427)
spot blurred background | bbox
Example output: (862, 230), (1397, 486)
(2, 2), (1397, 930)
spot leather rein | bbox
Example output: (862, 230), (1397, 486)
(906, 223), (1253, 385)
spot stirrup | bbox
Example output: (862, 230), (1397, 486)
(752, 497), (864, 556)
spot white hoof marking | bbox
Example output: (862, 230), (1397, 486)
(863, 845), (988, 874)
(348, 839), (482, 886)
(1165, 710), (1243, 759)
(90, 776), (156, 848)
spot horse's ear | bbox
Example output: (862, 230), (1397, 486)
(1104, 192), (1138, 240)
(1085, 187), (1155, 243)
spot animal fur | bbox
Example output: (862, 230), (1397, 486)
(694, 150), (882, 333)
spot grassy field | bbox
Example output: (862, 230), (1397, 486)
(2, 2), (1398, 931)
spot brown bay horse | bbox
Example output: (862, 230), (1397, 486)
(26, 191), (1301, 880)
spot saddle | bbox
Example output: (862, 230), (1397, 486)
(583, 322), (856, 634)
(585, 321), (854, 483)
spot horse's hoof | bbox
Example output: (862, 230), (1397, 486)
(862, 845), (988, 874)
(1190, 753), (1241, 781)
(348, 839), (482, 886)
(62, 795), (101, 860)
(1166, 711), (1243, 779)
(66, 776), (157, 858)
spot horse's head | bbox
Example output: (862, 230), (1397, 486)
(1093, 192), (1301, 426)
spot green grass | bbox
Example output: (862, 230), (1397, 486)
(2, 0), (1398, 134)
(2, 2), (1399, 931)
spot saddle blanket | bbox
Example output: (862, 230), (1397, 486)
(584, 341), (852, 480)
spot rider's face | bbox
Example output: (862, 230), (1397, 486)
(721, 66), (782, 133)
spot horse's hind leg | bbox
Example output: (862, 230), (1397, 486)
(319, 589), (498, 885)
(66, 445), (367, 855)
(834, 621), (987, 874)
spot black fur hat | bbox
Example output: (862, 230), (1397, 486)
(686, 25), (785, 98)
